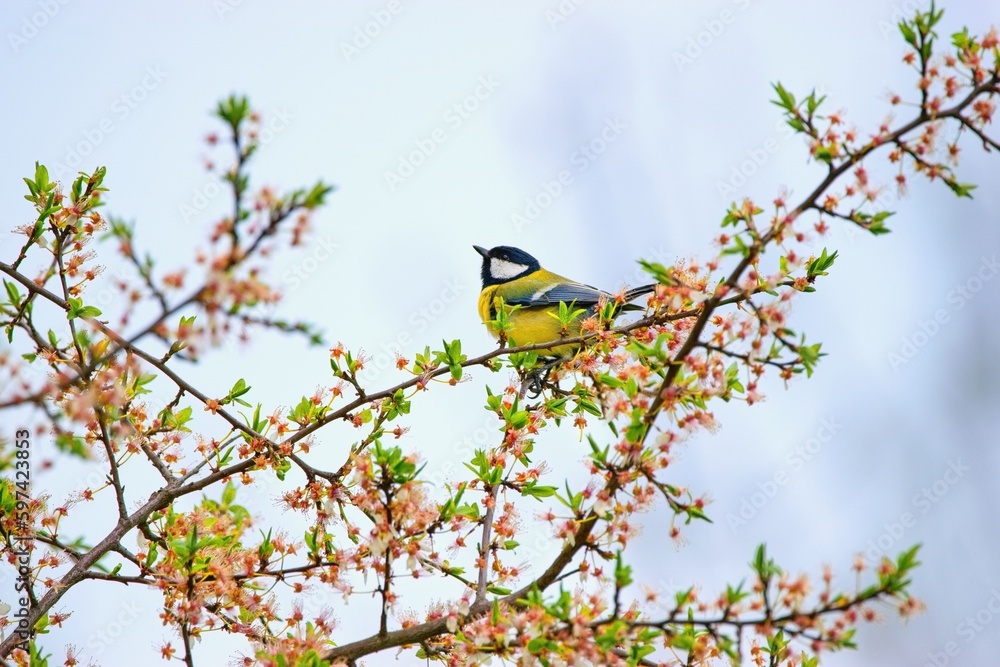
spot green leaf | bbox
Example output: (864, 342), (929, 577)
(896, 543), (922, 572)
(751, 543), (782, 580)
(771, 82), (796, 110)
(899, 21), (918, 47)
(864, 210), (894, 235)
(798, 342), (824, 378)
(639, 259), (671, 284)
(614, 551), (633, 588)
(66, 297), (103, 320)
(222, 378), (252, 407)
(34, 163), (50, 193)
(945, 180), (977, 198)
(222, 481), (237, 506)
(303, 181), (335, 208)
(455, 503), (480, 519)
(951, 27), (973, 51)
(4, 280), (21, 306)
(807, 248), (838, 277)
(805, 89), (827, 115)
(522, 483), (558, 500)
(216, 94), (251, 130)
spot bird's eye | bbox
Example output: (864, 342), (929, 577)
(500, 254), (508, 260)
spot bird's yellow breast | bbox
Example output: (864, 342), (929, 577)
(477, 270), (584, 356)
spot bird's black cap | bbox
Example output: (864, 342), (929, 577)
(473, 245), (541, 287)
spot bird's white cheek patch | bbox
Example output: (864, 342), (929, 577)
(491, 258), (529, 280)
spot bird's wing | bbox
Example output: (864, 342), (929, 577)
(503, 280), (610, 309)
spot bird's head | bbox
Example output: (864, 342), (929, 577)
(473, 245), (541, 287)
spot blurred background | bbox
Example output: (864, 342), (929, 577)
(2, 1), (999, 665)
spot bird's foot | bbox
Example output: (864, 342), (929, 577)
(518, 359), (561, 399)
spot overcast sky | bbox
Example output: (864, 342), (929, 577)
(2, 1), (1000, 665)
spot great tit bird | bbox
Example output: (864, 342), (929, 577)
(474, 245), (655, 357)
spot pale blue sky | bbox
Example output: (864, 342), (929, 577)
(2, 1), (1000, 665)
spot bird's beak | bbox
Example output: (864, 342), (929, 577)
(473, 245), (489, 258)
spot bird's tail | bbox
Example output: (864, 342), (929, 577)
(617, 284), (656, 312)
(624, 284), (656, 302)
